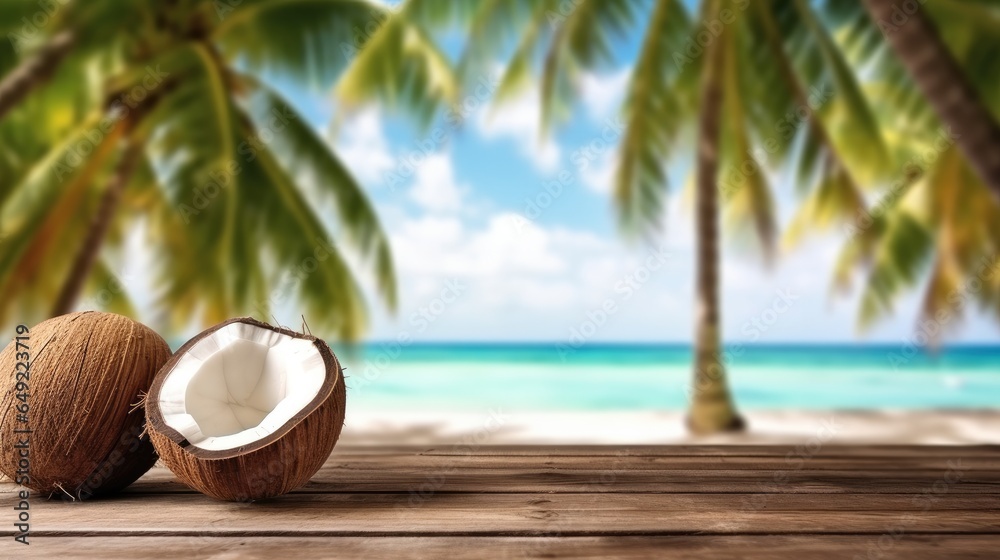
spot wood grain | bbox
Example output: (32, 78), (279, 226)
(13, 536), (1000, 560)
(384, 444), (1000, 458)
(108, 471), (1000, 496)
(1, 445), (997, 557)
(3, 492), (999, 536)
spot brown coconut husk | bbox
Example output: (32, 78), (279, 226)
(145, 317), (346, 501)
(0, 311), (170, 499)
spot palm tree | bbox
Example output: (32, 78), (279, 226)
(820, 0), (1000, 337)
(860, 0), (1000, 203)
(0, 0), (450, 338)
(689, 0), (737, 432)
(444, 0), (887, 433)
(834, 144), (1000, 342)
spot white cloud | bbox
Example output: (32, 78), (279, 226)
(475, 88), (561, 173)
(330, 107), (395, 186)
(378, 199), (689, 341)
(408, 152), (466, 213)
(391, 212), (568, 280)
(579, 68), (631, 121)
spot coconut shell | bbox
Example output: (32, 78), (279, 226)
(146, 317), (346, 501)
(0, 311), (171, 499)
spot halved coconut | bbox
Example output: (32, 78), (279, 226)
(0, 311), (170, 499)
(145, 317), (345, 501)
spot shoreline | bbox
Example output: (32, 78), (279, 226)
(339, 409), (1000, 446)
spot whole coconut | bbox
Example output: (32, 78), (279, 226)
(0, 311), (171, 499)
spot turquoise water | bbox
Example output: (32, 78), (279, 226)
(335, 344), (1000, 411)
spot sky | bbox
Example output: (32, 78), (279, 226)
(269, 63), (1000, 346)
(105, 3), (997, 347)
(218, 2), (990, 347)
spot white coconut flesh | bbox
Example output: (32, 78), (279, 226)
(157, 322), (326, 451)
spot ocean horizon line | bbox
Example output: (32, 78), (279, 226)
(341, 341), (1000, 351)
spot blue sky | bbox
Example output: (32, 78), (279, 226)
(258, 6), (1000, 346)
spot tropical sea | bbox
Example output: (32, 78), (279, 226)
(337, 344), (1000, 412)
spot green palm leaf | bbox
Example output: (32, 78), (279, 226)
(614, 0), (690, 238)
(246, 132), (371, 339)
(336, 0), (459, 125)
(213, 0), (381, 89)
(243, 75), (397, 311)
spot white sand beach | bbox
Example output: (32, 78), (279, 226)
(339, 410), (1000, 446)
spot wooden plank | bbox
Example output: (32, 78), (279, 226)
(119, 467), (1000, 495)
(118, 478), (1000, 496)
(4, 454), (997, 495)
(280, 447), (1000, 471)
(356, 445), (1000, 458)
(278, 450), (1000, 471)
(12, 535), (1000, 560)
(4, 493), (998, 536)
(320, 454), (1000, 471)
(8, 474), (988, 496)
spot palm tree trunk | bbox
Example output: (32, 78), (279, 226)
(0, 31), (75, 121)
(687, 2), (744, 434)
(862, 0), (1000, 202)
(50, 139), (141, 316)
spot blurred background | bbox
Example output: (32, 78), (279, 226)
(1, 0), (998, 444)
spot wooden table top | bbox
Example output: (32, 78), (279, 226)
(3, 444), (999, 558)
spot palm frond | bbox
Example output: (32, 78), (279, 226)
(336, 0), (459, 126)
(722, 13), (776, 260)
(613, 0), (690, 238)
(857, 209), (934, 329)
(242, 130), (371, 339)
(792, 0), (887, 174)
(242, 74), (397, 312)
(538, 0), (638, 133)
(213, 0), (381, 89)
